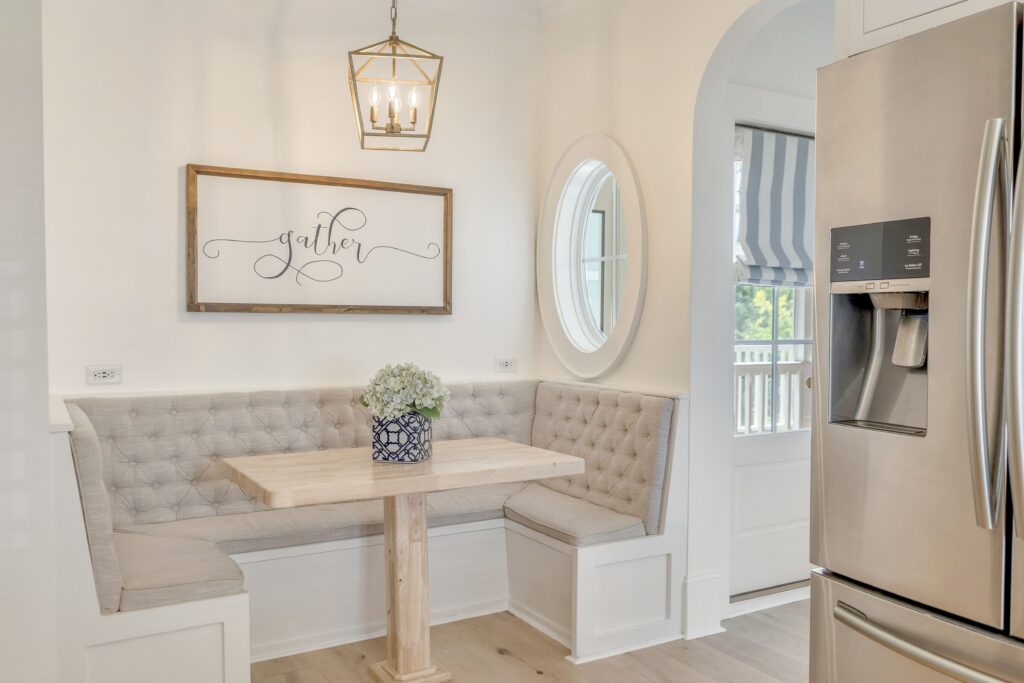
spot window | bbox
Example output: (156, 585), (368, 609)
(733, 125), (815, 435)
(734, 285), (813, 434)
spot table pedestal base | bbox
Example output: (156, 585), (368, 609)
(369, 661), (452, 683)
(371, 492), (452, 683)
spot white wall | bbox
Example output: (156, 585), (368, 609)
(43, 0), (540, 394)
(0, 1), (57, 679)
(732, 0), (835, 100)
(534, 0), (774, 396)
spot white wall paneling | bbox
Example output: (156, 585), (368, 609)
(238, 520), (511, 661)
(505, 523), (575, 647)
(0, 3), (57, 681)
(731, 454), (813, 594)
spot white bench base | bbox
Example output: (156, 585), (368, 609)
(236, 517), (685, 665)
(235, 519), (511, 662)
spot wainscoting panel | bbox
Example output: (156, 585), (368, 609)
(236, 520), (511, 661)
(87, 623), (225, 683)
(732, 457), (812, 595)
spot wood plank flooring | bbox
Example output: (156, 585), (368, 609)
(253, 600), (809, 683)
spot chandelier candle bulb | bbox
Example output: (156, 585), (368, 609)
(370, 88), (380, 124)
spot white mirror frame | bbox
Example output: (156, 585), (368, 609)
(537, 134), (647, 379)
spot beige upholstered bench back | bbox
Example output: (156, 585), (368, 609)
(66, 380), (675, 614)
(530, 382), (674, 534)
(69, 382), (538, 529)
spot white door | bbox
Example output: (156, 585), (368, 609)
(730, 282), (814, 595)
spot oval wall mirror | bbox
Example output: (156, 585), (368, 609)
(538, 134), (647, 378)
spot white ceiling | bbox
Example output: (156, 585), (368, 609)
(730, 0), (836, 101)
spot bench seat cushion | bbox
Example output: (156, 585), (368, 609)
(504, 483), (646, 546)
(118, 483), (525, 554)
(114, 532), (243, 611)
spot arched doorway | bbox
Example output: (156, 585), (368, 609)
(687, 0), (834, 635)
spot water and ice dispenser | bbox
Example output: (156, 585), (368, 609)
(829, 218), (930, 436)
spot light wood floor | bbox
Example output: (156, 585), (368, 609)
(252, 600), (809, 683)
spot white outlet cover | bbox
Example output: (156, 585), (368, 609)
(494, 357), (517, 373)
(86, 364), (122, 385)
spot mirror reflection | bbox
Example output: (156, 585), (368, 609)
(581, 170), (626, 339)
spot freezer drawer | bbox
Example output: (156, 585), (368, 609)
(811, 571), (1024, 682)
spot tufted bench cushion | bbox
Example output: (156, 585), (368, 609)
(118, 482), (526, 554)
(504, 483), (646, 546)
(531, 383), (674, 534)
(114, 532), (243, 611)
(64, 380), (675, 613)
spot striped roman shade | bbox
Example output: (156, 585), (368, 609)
(735, 125), (814, 287)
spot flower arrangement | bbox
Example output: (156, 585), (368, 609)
(361, 363), (450, 419)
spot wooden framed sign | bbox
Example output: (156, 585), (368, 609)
(186, 164), (452, 314)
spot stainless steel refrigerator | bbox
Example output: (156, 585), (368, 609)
(812, 3), (1024, 681)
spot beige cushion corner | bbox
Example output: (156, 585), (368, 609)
(113, 532), (243, 611)
(427, 482), (526, 527)
(66, 402), (123, 614)
(504, 483), (646, 547)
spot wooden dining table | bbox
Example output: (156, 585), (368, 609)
(221, 436), (585, 683)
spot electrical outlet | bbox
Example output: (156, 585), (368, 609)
(86, 364), (122, 386)
(494, 357), (517, 373)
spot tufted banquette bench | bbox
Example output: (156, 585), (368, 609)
(66, 380), (674, 615)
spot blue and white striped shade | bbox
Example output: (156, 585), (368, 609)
(736, 126), (815, 287)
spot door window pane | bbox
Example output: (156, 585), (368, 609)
(734, 285), (813, 435)
(777, 286), (813, 340)
(734, 284), (774, 341)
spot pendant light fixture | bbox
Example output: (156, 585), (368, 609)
(348, 0), (443, 152)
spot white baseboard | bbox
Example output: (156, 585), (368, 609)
(565, 633), (684, 664)
(252, 598), (509, 662)
(507, 601), (572, 649)
(681, 572), (726, 640)
(727, 586), (810, 619)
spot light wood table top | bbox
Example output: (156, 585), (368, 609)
(221, 437), (585, 509)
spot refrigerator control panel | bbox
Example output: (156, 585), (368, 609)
(830, 217), (930, 283)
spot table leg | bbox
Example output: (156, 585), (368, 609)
(370, 492), (452, 683)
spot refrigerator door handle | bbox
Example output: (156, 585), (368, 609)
(1008, 122), (1024, 538)
(968, 117), (1007, 530)
(834, 603), (1005, 683)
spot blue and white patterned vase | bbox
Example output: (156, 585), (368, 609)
(372, 412), (433, 463)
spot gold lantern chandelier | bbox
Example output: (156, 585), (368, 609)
(348, 0), (443, 152)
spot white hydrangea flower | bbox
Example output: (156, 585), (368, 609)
(361, 363), (451, 419)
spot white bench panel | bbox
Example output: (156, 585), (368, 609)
(236, 520), (510, 661)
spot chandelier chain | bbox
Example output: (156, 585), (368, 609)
(390, 0), (398, 38)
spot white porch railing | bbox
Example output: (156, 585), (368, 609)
(734, 344), (812, 435)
